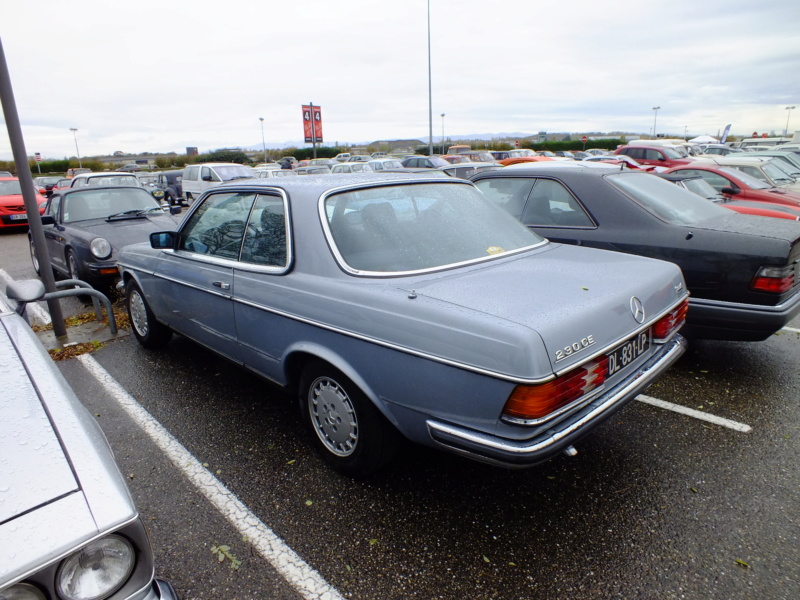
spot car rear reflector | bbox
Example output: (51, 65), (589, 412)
(502, 356), (609, 422)
(652, 298), (689, 343)
(750, 265), (795, 294)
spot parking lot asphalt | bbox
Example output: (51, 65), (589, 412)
(2, 228), (799, 600)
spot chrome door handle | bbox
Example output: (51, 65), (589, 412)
(212, 281), (231, 290)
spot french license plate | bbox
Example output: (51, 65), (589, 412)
(9, 214), (27, 221)
(607, 331), (649, 376)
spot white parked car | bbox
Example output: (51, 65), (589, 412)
(181, 163), (256, 203)
(330, 162), (374, 174)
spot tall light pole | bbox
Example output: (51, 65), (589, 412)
(651, 106), (660, 139)
(259, 117), (266, 162)
(427, 0), (433, 156)
(441, 113), (445, 154)
(785, 106), (796, 137)
(69, 127), (81, 167)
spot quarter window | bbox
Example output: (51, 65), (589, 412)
(473, 178), (533, 218)
(520, 179), (594, 227)
(240, 195), (288, 267)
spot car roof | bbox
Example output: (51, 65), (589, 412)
(187, 162), (248, 167)
(214, 172), (455, 195)
(710, 156), (770, 165)
(73, 172), (137, 178)
(471, 165), (628, 180)
(54, 185), (153, 196)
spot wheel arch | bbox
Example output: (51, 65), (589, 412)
(283, 343), (400, 429)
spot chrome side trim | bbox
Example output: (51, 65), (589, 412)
(118, 266), (688, 387)
(689, 292), (800, 313)
(231, 295), (554, 385)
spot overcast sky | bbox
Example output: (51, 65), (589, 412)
(2, 0), (799, 160)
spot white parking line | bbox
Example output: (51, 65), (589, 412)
(635, 394), (752, 432)
(77, 354), (345, 600)
(783, 326), (800, 334)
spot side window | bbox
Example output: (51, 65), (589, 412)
(178, 191), (257, 259)
(47, 196), (62, 219)
(241, 195), (288, 267)
(183, 166), (198, 181)
(685, 170), (729, 191)
(737, 166), (767, 182)
(644, 149), (662, 161)
(472, 178), (533, 219)
(521, 179), (594, 227)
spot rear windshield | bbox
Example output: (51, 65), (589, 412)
(607, 173), (730, 225)
(323, 182), (543, 274)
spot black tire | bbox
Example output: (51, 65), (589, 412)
(66, 248), (81, 281)
(65, 249), (94, 302)
(29, 237), (41, 275)
(126, 280), (172, 349)
(298, 360), (401, 477)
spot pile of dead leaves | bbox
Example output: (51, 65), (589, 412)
(34, 301), (130, 361)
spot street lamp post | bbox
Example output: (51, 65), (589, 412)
(259, 117), (266, 162)
(441, 113), (445, 154)
(652, 106), (660, 139)
(785, 106), (796, 137)
(427, 0), (433, 156)
(69, 127), (81, 168)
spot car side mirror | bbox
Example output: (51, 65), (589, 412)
(658, 156), (666, 161)
(40, 215), (55, 225)
(169, 206), (182, 215)
(150, 231), (176, 249)
(720, 185), (740, 196)
(202, 175), (214, 181)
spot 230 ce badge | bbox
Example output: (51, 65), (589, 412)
(554, 335), (595, 362)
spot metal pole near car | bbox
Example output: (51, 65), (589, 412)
(259, 117), (266, 162)
(427, 0), (433, 157)
(441, 113), (445, 154)
(785, 106), (796, 137)
(70, 127), (82, 168)
(0, 38), (66, 337)
(652, 106), (660, 139)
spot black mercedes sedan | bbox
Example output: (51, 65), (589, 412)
(471, 165), (800, 341)
(29, 186), (183, 294)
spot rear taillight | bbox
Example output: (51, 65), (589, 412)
(750, 265), (795, 294)
(652, 298), (689, 342)
(502, 356), (609, 423)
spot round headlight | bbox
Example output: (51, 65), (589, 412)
(90, 238), (112, 260)
(152, 189), (165, 199)
(0, 582), (47, 600)
(56, 535), (135, 600)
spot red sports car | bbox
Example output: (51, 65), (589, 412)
(0, 177), (47, 229)
(664, 163), (800, 209)
(659, 172), (800, 221)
